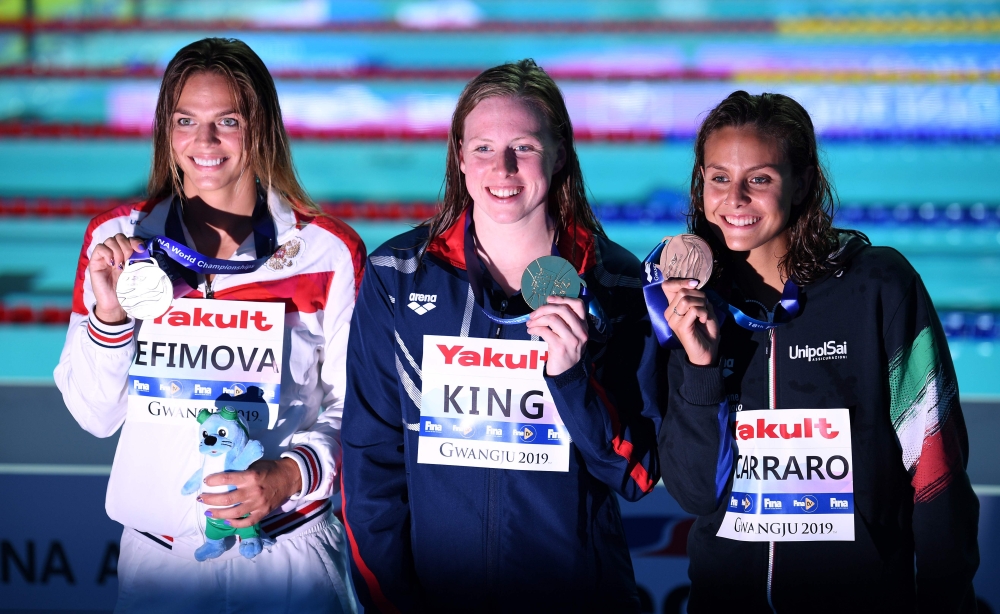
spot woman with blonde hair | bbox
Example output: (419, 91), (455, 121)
(55, 38), (362, 613)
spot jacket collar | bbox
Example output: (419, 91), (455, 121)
(425, 207), (597, 275)
(134, 188), (297, 249)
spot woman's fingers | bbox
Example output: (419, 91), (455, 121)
(104, 236), (124, 269)
(529, 301), (587, 332)
(543, 295), (586, 321)
(89, 234), (141, 324)
(661, 278), (700, 305)
(528, 312), (582, 343)
(90, 243), (114, 272)
(664, 289), (708, 318)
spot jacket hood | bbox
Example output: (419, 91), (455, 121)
(808, 229), (872, 287)
(425, 208), (597, 275)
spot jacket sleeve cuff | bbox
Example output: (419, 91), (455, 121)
(280, 445), (324, 500)
(86, 312), (135, 349)
(679, 360), (725, 406)
(547, 359), (588, 389)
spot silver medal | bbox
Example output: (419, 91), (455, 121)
(116, 259), (173, 320)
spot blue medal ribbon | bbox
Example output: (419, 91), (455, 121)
(641, 240), (801, 348)
(463, 210), (607, 335)
(145, 193), (278, 288)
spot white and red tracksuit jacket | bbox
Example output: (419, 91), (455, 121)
(54, 190), (365, 558)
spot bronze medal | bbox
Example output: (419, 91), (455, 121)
(659, 234), (713, 289)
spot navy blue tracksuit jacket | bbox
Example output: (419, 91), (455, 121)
(341, 210), (663, 613)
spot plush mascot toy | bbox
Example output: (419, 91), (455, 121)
(181, 407), (267, 562)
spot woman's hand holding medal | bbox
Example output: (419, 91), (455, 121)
(659, 235), (721, 367)
(520, 255), (590, 377)
(526, 295), (588, 377)
(89, 233), (147, 325)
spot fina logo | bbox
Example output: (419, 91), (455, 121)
(741, 494), (754, 512)
(795, 494), (819, 513)
(517, 426), (536, 442)
(158, 381), (182, 396)
(407, 292), (437, 316)
(222, 383), (247, 397)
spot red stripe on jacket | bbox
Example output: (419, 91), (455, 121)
(912, 413), (964, 503)
(87, 323), (133, 344)
(589, 375), (655, 494)
(340, 473), (401, 614)
(208, 271), (335, 314)
(424, 208), (597, 275)
(296, 211), (367, 297)
(300, 446), (321, 493)
(261, 498), (327, 534)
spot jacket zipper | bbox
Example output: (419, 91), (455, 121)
(486, 299), (507, 597)
(205, 276), (214, 299)
(766, 328), (777, 612)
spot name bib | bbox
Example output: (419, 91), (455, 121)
(417, 335), (570, 472)
(126, 298), (285, 431)
(717, 408), (855, 542)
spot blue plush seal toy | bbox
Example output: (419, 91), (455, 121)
(181, 407), (268, 561)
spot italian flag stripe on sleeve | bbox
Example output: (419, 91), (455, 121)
(888, 327), (961, 503)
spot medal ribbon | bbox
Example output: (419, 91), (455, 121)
(641, 240), (801, 348)
(132, 192), (279, 292)
(463, 211), (607, 334)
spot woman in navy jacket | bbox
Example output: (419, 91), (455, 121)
(341, 59), (662, 612)
(657, 91), (979, 612)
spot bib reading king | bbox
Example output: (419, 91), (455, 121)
(718, 408), (855, 542)
(126, 298), (285, 431)
(417, 335), (570, 472)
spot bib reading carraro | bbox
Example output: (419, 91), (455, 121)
(718, 408), (855, 542)
(417, 335), (570, 472)
(126, 298), (285, 431)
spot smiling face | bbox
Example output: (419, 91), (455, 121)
(701, 126), (807, 264)
(459, 96), (565, 230)
(170, 71), (247, 200)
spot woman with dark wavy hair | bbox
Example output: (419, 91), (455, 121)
(55, 38), (361, 613)
(341, 59), (660, 612)
(656, 91), (979, 612)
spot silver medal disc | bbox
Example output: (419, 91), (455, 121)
(116, 259), (173, 320)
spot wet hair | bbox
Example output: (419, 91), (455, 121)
(147, 37), (321, 217)
(689, 90), (840, 285)
(422, 59), (602, 250)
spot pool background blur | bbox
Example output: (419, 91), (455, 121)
(1, 1), (999, 612)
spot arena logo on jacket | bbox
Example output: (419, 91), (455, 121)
(407, 292), (437, 315)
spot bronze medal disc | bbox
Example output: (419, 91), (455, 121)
(521, 256), (584, 310)
(659, 234), (713, 289)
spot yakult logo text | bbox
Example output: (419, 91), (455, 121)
(437, 344), (547, 370)
(152, 306), (273, 331)
(734, 417), (839, 441)
(789, 340), (847, 362)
